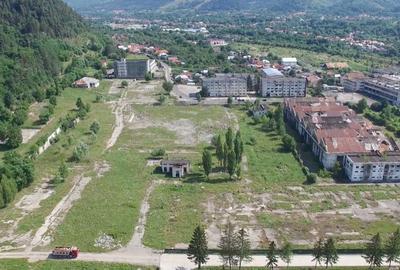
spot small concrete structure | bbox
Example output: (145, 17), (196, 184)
(73, 77), (100, 88)
(161, 160), (190, 178)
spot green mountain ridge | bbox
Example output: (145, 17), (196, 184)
(64, 0), (400, 15)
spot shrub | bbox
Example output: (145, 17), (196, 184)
(151, 148), (166, 157)
(72, 142), (89, 162)
(306, 173), (317, 184)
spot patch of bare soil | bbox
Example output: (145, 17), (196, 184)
(21, 129), (41, 144)
(94, 233), (122, 250)
(15, 181), (54, 212)
(94, 161), (111, 178)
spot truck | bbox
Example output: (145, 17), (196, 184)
(51, 246), (79, 258)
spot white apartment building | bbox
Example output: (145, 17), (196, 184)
(361, 75), (400, 105)
(260, 68), (306, 97)
(202, 74), (247, 97)
(344, 152), (400, 182)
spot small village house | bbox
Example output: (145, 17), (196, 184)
(73, 77), (100, 89)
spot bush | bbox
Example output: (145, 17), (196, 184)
(151, 148), (166, 157)
(306, 173), (317, 184)
(72, 142), (89, 162)
(282, 134), (296, 152)
(302, 166), (310, 176)
(90, 121), (100, 134)
(318, 169), (332, 178)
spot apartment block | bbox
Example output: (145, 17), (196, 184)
(260, 68), (306, 97)
(361, 75), (400, 105)
(202, 74), (248, 97)
(114, 59), (157, 79)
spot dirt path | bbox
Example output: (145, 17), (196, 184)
(106, 81), (131, 150)
(27, 175), (92, 251)
(124, 180), (161, 249)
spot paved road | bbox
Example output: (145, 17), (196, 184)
(1, 251), (399, 269)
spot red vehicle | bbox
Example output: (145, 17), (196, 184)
(51, 246), (79, 258)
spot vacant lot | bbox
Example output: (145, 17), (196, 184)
(231, 42), (392, 71)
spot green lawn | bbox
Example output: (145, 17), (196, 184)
(0, 259), (153, 270)
(236, 109), (305, 189)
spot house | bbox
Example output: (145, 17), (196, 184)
(324, 62), (349, 70)
(161, 160), (191, 178)
(209, 39), (228, 47)
(306, 75), (322, 88)
(282, 57), (297, 67)
(168, 56), (181, 65)
(73, 77), (100, 88)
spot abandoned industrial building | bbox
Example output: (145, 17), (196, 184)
(160, 160), (191, 178)
(284, 97), (400, 182)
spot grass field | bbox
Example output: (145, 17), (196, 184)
(0, 81), (116, 249)
(231, 42), (390, 72)
(0, 259), (153, 270)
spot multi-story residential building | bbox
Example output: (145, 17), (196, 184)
(361, 75), (400, 105)
(284, 97), (400, 182)
(341, 72), (365, 92)
(114, 59), (157, 79)
(344, 152), (400, 182)
(202, 74), (248, 97)
(260, 68), (306, 97)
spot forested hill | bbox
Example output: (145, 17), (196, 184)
(64, 0), (400, 15)
(0, 0), (87, 149)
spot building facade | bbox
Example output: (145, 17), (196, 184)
(341, 72), (365, 92)
(344, 152), (400, 182)
(260, 68), (306, 97)
(361, 75), (400, 105)
(284, 97), (400, 182)
(202, 74), (248, 97)
(161, 160), (191, 178)
(73, 77), (100, 88)
(114, 59), (157, 79)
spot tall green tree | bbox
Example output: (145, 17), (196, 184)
(280, 242), (293, 268)
(385, 228), (400, 268)
(216, 135), (224, 167)
(227, 96), (233, 108)
(234, 131), (244, 162)
(0, 184), (4, 209)
(219, 222), (239, 270)
(187, 225), (209, 269)
(363, 233), (384, 269)
(202, 149), (212, 179)
(323, 238), (338, 268)
(226, 127), (234, 150)
(227, 150), (237, 180)
(312, 238), (324, 268)
(236, 228), (252, 270)
(266, 241), (278, 269)
(223, 142), (229, 171)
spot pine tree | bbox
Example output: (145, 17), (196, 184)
(76, 97), (84, 110)
(219, 222), (239, 270)
(312, 238), (324, 268)
(323, 238), (338, 268)
(385, 228), (400, 268)
(202, 149), (212, 179)
(187, 225), (209, 269)
(236, 228), (252, 270)
(226, 128), (234, 150)
(216, 135), (224, 167)
(227, 150), (237, 180)
(363, 233), (384, 269)
(58, 161), (69, 180)
(266, 241), (278, 269)
(280, 241), (293, 268)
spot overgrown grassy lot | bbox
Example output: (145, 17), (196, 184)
(231, 42), (391, 71)
(0, 259), (153, 270)
(0, 82), (115, 243)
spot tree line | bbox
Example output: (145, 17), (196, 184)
(187, 226), (400, 269)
